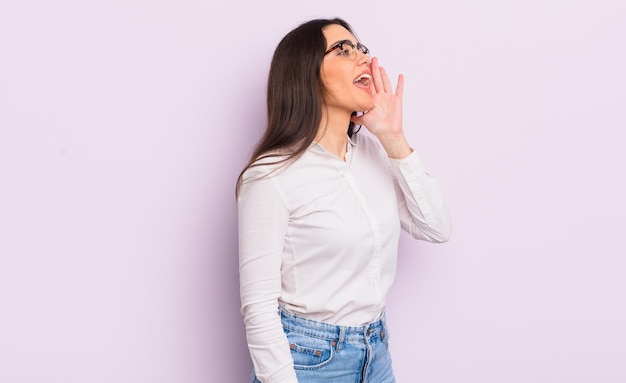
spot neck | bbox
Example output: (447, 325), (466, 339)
(315, 111), (351, 160)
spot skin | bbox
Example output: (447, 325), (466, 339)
(317, 24), (413, 161)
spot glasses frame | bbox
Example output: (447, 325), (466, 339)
(324, 40), (370, 60)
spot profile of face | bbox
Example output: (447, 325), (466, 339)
(321, 24), (373, 115)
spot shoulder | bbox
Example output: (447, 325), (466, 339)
(237, 151), (301, 202)
(241, 152), (290, 181)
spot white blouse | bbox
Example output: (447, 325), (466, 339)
(237, 132), (452, 382)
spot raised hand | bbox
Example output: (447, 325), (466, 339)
(351, 57), (412, 159)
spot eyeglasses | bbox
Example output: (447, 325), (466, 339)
(324, 40), (370, 61)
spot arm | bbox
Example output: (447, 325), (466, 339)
(352, 57), (452, 242)
(389, 151), (452, 242)
(238, 173), (298, 383)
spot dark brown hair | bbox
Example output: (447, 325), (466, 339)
(235, 17), (358, 197)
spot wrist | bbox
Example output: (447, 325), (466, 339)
(377, 134), (412, 159)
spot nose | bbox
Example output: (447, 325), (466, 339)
(357, 52), (371, 65)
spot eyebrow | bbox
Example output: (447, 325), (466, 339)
(328, 39), (357, 47)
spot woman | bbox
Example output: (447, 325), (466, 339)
(236, 17), (452, 383)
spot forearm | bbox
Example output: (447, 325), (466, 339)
(242, 302), (298, 383)
(375, 132), (413, 159)
(390, 150), (452, 242)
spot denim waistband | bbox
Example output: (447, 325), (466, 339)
(279, 307), (387, 344)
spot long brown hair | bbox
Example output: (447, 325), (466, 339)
(235, 17), (359, 197)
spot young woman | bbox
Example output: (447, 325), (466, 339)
(236, 17), (452, 383)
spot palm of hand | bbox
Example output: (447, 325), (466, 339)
(353, 57), (404, 138)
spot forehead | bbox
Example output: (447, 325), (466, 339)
(322, 24), (356, 47)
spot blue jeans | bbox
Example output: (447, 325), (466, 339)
(250, 308), (396, 383)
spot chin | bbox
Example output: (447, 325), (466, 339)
(356, 101), (374, 113)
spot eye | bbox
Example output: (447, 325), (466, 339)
(338, 43), (355, 56)
(324, 40), (360, 57)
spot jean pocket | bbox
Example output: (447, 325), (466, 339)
(285, 330), (335, 370)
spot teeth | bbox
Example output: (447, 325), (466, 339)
(354, 74), (372, 83)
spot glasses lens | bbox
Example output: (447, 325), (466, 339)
(357, 43), (369, 56)
(341, 42), (356, 59)
(325, 41), (368, 60)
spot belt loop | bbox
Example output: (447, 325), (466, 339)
(335, 327), (346, 353)
(381, 315), (388, 341)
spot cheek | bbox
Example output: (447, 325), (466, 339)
(322, 64), (351, 89)
(321, 74), (344, 103)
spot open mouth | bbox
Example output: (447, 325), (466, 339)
(353, 74), (371, 87)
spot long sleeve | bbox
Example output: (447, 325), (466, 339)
(236, 136), (451, 381)
(388, 150), (452, 242)
(237, 172), (298, 383)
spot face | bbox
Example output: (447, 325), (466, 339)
(321, 24), (373, 115)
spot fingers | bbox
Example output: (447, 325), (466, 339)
(371, 57), (402, 95)
(371, 57), (384, 93)
(396, 74), (404, 98)
(380, 67), (393, 93)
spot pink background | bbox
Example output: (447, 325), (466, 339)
(1, 1), (625, 382)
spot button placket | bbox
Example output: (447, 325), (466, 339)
(343, 172), (384, 310)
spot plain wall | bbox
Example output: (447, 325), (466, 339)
(1, 0), (625, 382)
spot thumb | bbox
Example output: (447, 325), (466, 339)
(350, 115), (364, 126)
(350, 111), (368, 126)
